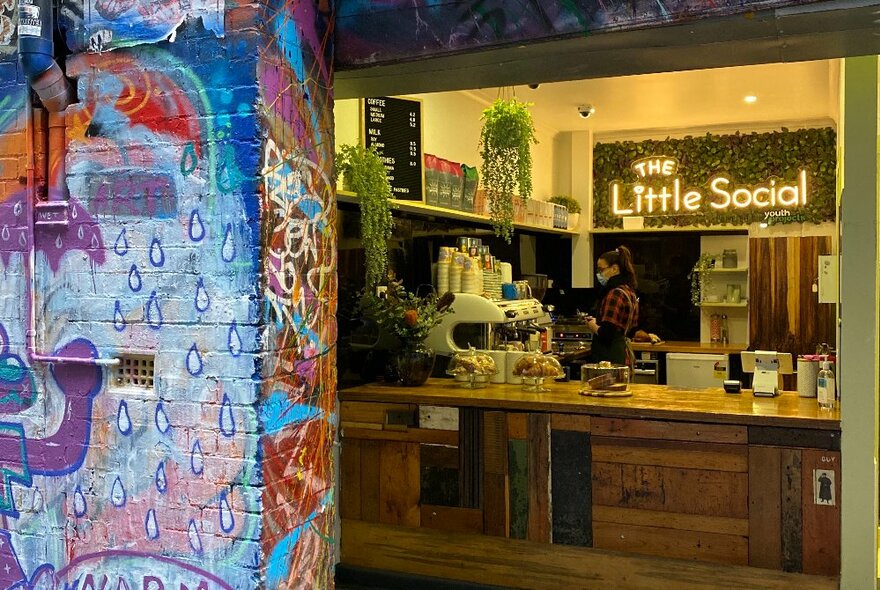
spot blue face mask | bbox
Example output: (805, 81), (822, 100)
(596, 271), (608, 286)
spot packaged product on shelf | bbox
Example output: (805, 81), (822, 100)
(461, 164), (479, 212)
(450, 162), (464, 210)
(424, 154), (440, 206)
(437, 159), (453, 208)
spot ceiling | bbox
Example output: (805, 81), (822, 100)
(461, 60), (837, 137)
(336, 1), (876, 101)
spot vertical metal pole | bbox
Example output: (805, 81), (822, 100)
(839, 55), (879, 589)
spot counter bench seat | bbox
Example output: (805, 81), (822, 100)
(339, 379), (841, 590)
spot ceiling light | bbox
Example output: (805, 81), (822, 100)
(744, 95), (758, 104)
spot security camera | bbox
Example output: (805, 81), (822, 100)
(578, 105), (596, 119)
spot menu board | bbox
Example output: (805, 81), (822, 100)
(362, 96), (424, 201)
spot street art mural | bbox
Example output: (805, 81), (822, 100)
(0, 0), (337, 584)
(257, 1), (336, 587)
(0, 0), (14, 50)
(61, 0), (225, 52)
(335, 0), (825, 66)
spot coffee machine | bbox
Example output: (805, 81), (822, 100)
(425, 293), (551, 355)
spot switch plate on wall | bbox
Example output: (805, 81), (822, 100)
(818, 255), (838, 303)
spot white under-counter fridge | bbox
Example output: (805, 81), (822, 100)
(665, 353), (729, 388)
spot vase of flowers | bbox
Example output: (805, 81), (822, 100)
(360, 280), (455, 386)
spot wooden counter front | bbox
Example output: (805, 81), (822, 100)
(630, 340), (749, 354)
(339, 380), (841, 589)
(340, 379), (840, 430)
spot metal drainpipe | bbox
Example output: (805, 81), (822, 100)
(19, 0), (117, 367)
(17, 0), (71, 113)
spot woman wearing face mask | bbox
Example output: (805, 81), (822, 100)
(585, 246), (640, 366)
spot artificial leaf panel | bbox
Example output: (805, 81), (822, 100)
(592, 128), (836, 229)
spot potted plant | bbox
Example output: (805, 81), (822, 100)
(479, 98), (538, 242)
(336, 144), (394, 290)
(688, 253), (717, 306)
(549, 195), (582, 229)
(360, 280), (455, 386)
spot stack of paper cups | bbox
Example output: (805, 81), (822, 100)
(436, 262), (450, 293)
(499, 262), (513, 285)
(449, 264), (462, 292)
(797, 358), (819, 397)
(461, 271), (477, 293)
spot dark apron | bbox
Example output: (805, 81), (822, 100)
(590, 333), (627, 365)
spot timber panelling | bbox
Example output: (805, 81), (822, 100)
(592, 462), (749, 519)
(378, 441), (420, 527)
(748, 446), (783, 569)
(340, 438), (362, 520)
(341, 520), (838, 590)
(593, 521), (748, 565)
(527, 413), (551, 543)
(801, 449), (841, 576)
(591, 436), (748, 472)
(591, 417), (747, 444)
(550, 429), (591, 546)
(781, 448), (804, 572)
(749, 236), (835, 357)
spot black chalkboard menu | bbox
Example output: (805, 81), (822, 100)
(362, 96), (424, 201)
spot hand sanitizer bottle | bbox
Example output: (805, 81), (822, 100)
(817, 361), (835, 410)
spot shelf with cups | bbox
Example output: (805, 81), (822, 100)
(336, 189), (578, 236)
(700, 266), (749, 273)
(698, 301), (749, 308)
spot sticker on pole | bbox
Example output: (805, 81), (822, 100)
(17, 2), (42, 37)
(813, 468), (836, 506)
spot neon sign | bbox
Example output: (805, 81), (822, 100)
(611, 157), (808, 217)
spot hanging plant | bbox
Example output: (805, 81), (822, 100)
(479, 97), (538, 242)
(336, 143), (394, 290)
(688, 253), (716, 306)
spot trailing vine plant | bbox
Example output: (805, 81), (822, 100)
(337, 143), (394, 290)
(479, 97), (538, 242)
(688, 253), (716, 306)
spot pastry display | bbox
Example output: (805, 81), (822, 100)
(512, 353), (564, 378)
(447, 348), (498, 376)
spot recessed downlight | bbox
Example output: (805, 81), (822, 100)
(744, 95), (758, 104)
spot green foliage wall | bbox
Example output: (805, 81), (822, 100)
(592, 127), (837, 229)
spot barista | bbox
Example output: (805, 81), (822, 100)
(585, 246), (641, 366)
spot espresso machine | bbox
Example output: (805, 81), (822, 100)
(425, 293), (551, 355)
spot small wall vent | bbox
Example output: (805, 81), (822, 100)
(114, 354), (155, 389)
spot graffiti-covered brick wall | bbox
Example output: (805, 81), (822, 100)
(257, 1), (336, 587)
(0, 1), (336, 589)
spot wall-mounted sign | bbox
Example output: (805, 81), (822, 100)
(361, 96), (424, 201)
(591, 128), (836, 229)
(611, 157), (808, 217)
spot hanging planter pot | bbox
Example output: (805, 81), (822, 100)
(479, 97), (538, 243)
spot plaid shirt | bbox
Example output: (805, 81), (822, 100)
(598, 285), (639, 333)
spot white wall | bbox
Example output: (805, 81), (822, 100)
(335, 92), (555, 200)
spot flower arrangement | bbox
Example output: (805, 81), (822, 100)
(360, 280), (455, 349)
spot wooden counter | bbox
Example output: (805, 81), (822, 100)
(339, 380), (841, 589)
(340, 379), (840, 430)
(630, 340), (749, 354)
